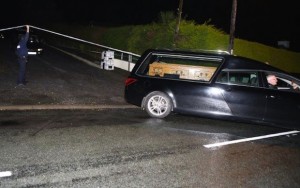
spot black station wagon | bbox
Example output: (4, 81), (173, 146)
(124, 49), (300, 129)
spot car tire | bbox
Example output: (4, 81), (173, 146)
(144, 91), (172, 118)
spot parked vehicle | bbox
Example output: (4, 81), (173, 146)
(16, 34), (43, 55)
(124, 49), (300, 129)
(26, 34), (43, 55)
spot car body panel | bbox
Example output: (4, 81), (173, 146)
(215, 83), (266, 121)
(264, 89), (300, 125)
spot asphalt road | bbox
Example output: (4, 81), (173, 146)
(0, 109), (299, 187)
(0, 35), (300, 187)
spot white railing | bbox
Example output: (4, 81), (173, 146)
(1, 25), (140, 71)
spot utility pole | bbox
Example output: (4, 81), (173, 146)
(173, 0), (183, 47)
(228, 0), (237, 55)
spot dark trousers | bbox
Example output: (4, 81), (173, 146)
(17, 57), (27, 85)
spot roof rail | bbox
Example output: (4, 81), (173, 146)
(156, 48), (231, 55)
(183, 48), (231, 55)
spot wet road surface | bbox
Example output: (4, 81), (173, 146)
(0, 109), (299, 187)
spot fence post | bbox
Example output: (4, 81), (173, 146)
(128, 55), (132, 71)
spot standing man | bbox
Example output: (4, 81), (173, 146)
(16, 25), (29, 86)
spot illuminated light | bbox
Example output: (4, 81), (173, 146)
(0, 171), (12, 178)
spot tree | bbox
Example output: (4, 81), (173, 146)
(173, 0), (183, 47)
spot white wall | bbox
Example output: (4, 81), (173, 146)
(113, 59), (135, 72)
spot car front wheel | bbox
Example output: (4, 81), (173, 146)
(144, 91), (172, 118)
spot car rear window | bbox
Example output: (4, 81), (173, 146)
(136, 53), (223, 82)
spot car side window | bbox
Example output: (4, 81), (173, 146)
(137, 53), (223, 82)
(216, 71), (258, 87)
(264, 72), (300, 92)
(276, 77), (299, 91)
(216, 71), (228, 83)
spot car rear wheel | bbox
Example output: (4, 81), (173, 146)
(144, 91), (172, 118)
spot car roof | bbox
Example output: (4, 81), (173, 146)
(223, 55), (283, 72)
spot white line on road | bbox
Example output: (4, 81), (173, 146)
(0, 171), (12, 178)
(203, 130), (300, 148)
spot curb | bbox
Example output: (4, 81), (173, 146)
(0, 104), (138, 111)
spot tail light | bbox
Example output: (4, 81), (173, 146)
(125, 78), (137, 86)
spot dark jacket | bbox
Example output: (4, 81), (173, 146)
(268, 84), (278, 89)
(16, 32), (29, 58)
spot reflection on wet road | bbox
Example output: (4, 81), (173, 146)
(0, 109), (299, 187)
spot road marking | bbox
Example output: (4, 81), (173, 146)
(203, 130), (300, 148)
(0, 171), (12, 178)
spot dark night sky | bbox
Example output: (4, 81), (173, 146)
(1, 0), (300, 51)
